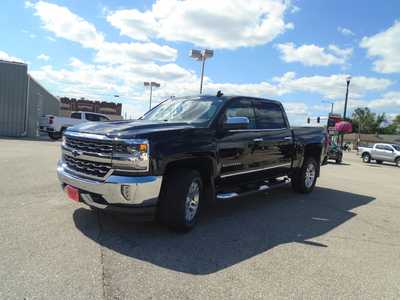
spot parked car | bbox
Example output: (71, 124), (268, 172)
(327, 142), (343, 164)
(57, 94), (328, 232)
(39, 111), (110, 140)
(359, 143), (400, 166)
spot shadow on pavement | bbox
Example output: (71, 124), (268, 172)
(73, 186), (374, 275)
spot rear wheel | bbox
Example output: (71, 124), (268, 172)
(292, 157), (318, 194)
(336, 153), (343, 164)
(157, 169), (203, 232)
(395, 157), (400, 167)
(362, 153), (371, 163)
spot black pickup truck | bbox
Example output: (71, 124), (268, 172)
(57, 95), (328, 231)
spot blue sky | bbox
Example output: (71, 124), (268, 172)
(0, 0), (399, 123)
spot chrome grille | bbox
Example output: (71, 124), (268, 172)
(65, 136), (113, 155)
(64, 155), (111, 178)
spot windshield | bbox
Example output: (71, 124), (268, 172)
(142, 97), (223, 123)
(392, 144), (400, 151)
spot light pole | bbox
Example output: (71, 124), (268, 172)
(343, 75), (351, 120)
(322, 100), (334, 115)
(341, 75), (351, 147)
(189, 49), (214, 94)
(144, 81), (160, 111)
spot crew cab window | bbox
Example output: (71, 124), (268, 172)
(85, 113), (100, 121)
(254, 101), (286, 129)
(70, 112), (81, 119)
(375, 145), (385, 150)
(383, 145), (393, 151)
(224, 99), (256, 129)
(98, 115), (109, 121)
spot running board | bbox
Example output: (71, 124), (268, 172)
(216, 177), (290, 200)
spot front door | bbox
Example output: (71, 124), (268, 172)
(217, 98), (259, 178)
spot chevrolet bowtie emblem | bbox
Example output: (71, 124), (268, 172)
(72, 149), (82, 157)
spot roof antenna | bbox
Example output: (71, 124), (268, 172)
(216, 90), (223, 97)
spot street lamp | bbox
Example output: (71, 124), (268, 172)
(189, 49), (214, 94)
(340, 75), (351, 147)
(144, 81), (160, 110)
(343, 75), (351, 120)
(322, 100), (335, 115)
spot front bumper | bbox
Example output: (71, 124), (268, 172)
(57, 161), (162, 216)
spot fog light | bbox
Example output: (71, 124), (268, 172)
(121, 185), (131, 201)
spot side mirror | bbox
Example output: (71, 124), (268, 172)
(224, 116), (250, 130)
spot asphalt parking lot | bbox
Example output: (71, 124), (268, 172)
(1, 138), (399, 299)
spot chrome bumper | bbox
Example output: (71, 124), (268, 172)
(57, 161), (162, 206)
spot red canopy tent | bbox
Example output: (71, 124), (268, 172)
(335, 121), (352, 133)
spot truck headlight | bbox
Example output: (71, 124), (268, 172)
(112, 139), (150, 172)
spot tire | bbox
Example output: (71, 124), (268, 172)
(292, 157), (318, 194)
(336, 154), (342, 164)
(395, 157), (400, 167)
(376, 160), (383, 164)
(48, 132), (62, 140)
(157, 169), (203, 232)
(362, 153), (371, 163)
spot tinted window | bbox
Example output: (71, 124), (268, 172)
(70, 112), (81, 119)
(392, 145), (400, 151)
(375, 145), (385, 150)
(224, 99), (256, 129)
(85, 114), (100, 121)
(98, 115), (109, 121)
(254, 101), (286, 129)
(383, 145), (393, 151)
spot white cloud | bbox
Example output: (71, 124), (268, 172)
(360, 20), (400, 73)
(337, 26), (355, 36)
(272, 72), (391, 99)
(37, 54), (50, 61)
(33, 1), (104, 48)
(368, 91), (400, 110)
(30, 1), (177, 63)
(24, 1), (34, 8)
(276, 43), (353, 66)
(0, 50), (25, 63)
(107, 0), (293, 49)
(94, 42), (177, 64)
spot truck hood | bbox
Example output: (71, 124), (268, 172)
(67, 120), (196, 138)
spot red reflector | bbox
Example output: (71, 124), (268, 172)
(65, 185), (80, 202)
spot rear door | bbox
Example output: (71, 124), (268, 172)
(252, 100), (293, 175)
(372, 144), (386, 160)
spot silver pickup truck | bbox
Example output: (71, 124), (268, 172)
(359, 143), (400, 166)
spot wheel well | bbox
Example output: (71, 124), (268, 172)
(362, 152), (370, 157)
(164, 157), (214, 180)
(163, 157), (216, 205)
(304, 144), (322, 176)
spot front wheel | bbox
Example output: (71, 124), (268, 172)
(362, 153), (371, 163)
(48, 132), (62, 140)
(292, 157), (318, 194)
(395, 157), (400, 167)
(336, 153), (343, 164)
(157, 169), (203, 232)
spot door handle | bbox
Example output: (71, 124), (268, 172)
(253, 138), (263, 142)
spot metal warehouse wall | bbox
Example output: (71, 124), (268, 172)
(26, 76), (60, 137)
(0, 61), (28, 137)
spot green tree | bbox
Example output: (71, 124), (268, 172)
(351, 107), (376, 134)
